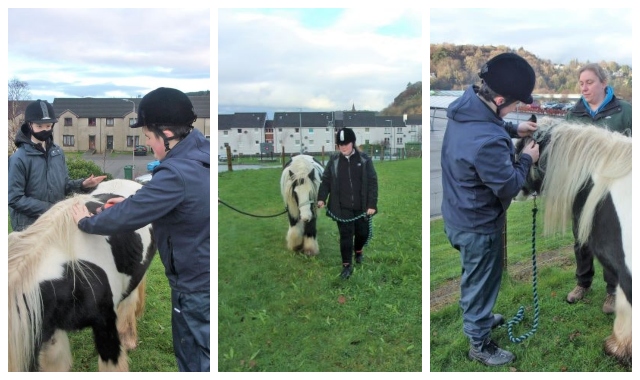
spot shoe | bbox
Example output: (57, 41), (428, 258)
(492, 314), (505, 329)
(340, 265), (353, 279)
(355, 252), (364, 264)
(567, 285), (590, 303)
(468, 338), (515, 366)
(602, 293), (616, 314)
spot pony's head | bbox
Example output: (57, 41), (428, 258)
(515, 114), (554, 198)
(281, 155), (322, 222)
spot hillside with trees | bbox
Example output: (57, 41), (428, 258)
(430, 43), (632, 101)
(379, 81), (422, 116)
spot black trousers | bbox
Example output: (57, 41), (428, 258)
(171, 289), (210, 371)
(572, 222), (618, 294)
(336, 209), (369, 265)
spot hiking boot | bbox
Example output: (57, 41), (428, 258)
(340, 264), (353, 279)
(567, 285), (590, 303)
(355, 252), (364, 264)
(468, 338), (515, 366)
(492, 314), (505, 329)
(602, 293), (616, 314)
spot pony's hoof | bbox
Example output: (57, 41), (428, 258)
(604, 335), (632, 367)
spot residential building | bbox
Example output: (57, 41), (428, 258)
(7, 94), (210, 155)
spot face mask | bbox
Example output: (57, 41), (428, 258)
(31, 128), (53, 142)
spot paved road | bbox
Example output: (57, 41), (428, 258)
(81, 152), (157, 180)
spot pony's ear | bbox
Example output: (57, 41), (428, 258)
(528, 114), (537, 123)
(289, 170), (295, 179)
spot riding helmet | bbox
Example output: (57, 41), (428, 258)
(131, 87), (197, 128)
(336, 127), (356, 145)
(479, 52), (536, 104)
(24, 100), (57, 124)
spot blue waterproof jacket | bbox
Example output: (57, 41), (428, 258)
(441, 86), (533, 233)
(8, 126), (85, 231)
(79, 129), (210, 293)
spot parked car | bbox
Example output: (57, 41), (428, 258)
(134, 145), (148, 156)
(135, 173), (152, 185)
(147, 160), (160, 172)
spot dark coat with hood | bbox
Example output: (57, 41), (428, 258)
(317, 149), (378, 220)
(441, 85), (533, 234)
(566, 89), (632, 136)
(78, 129), (210, 293)
(8, 123), (85, 231)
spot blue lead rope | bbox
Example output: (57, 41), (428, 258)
(506, 196), (540, 343)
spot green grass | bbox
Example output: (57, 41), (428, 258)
(9, 217), (177, 372)
(218, 158), (422, 371)
(429, 199), (631, 372)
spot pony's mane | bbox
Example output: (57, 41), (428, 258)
(9, 194), (94, 279)
(536, 117), (632, 243)
(8, 193), (94, 371)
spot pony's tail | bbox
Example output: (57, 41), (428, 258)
(8, 278), (43, 371)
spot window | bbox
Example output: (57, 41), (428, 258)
(266, 128), (273, 133)
(397, 137), (403, 144)
(308, 140), (314, 146)
(295, 139), (300, 145)
(365, 140), (370, 145)
(237, 129), (242, 133)
(294, 128), (300, 133)
(88, 118), (96, 126)
(365, 128), (370, 132)
(278, 128), (283, 132)
(106, 118), (114, 126)
(255, 140), (259, 144)
(129, 118), (137, 126)
(62, 135), (75, 147)
(326, 140), (330, 144)
(126, 136), (135, 147)
(397, 127), (403, 134)
(385, 127), (391, 134)
(308, 128), (314, 134)
(64, 118), (73, 126)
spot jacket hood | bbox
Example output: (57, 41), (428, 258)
(446, 86), (504, 126)
(163, 128), (210, 166)
(14, 124), (32, 147)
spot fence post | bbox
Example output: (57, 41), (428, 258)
(225, 145), (233, 172)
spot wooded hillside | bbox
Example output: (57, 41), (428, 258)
(379, 81), (422, 116)
(430, 43), (632, 101)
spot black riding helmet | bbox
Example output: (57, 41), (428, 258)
(131, 87), (197, 128)
(25, 100), (58, 125)
(479, 53), (536, 104)
(132, 87), (197, 152)
(336, 127), (356, 145)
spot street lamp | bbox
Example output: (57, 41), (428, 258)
(123, 99), (136, 172)
(299, 109), (303, 153)
(385, 119), (393, 158)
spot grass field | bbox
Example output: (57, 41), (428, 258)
(218, 158), (422, 371)
(429, 200), (631, 372)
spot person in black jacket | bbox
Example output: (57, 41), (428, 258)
(71, 87), (210, 371)
(317, 127), (378, 279)
(8, 99), (105, 231)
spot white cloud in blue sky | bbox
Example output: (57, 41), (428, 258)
(7, 8), (210, 102)
(218, 8), (422, 116)
(430, 8), (633, 66)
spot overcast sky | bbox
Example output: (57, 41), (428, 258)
(218, 8), (422, 118)
(430, 8), (633, 66)
(6, 8), (210, 102)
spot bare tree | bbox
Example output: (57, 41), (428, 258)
(8, 77), (31, 153)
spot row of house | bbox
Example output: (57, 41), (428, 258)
(218, 111), (423, 157)
(7, 94), (210, 154)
